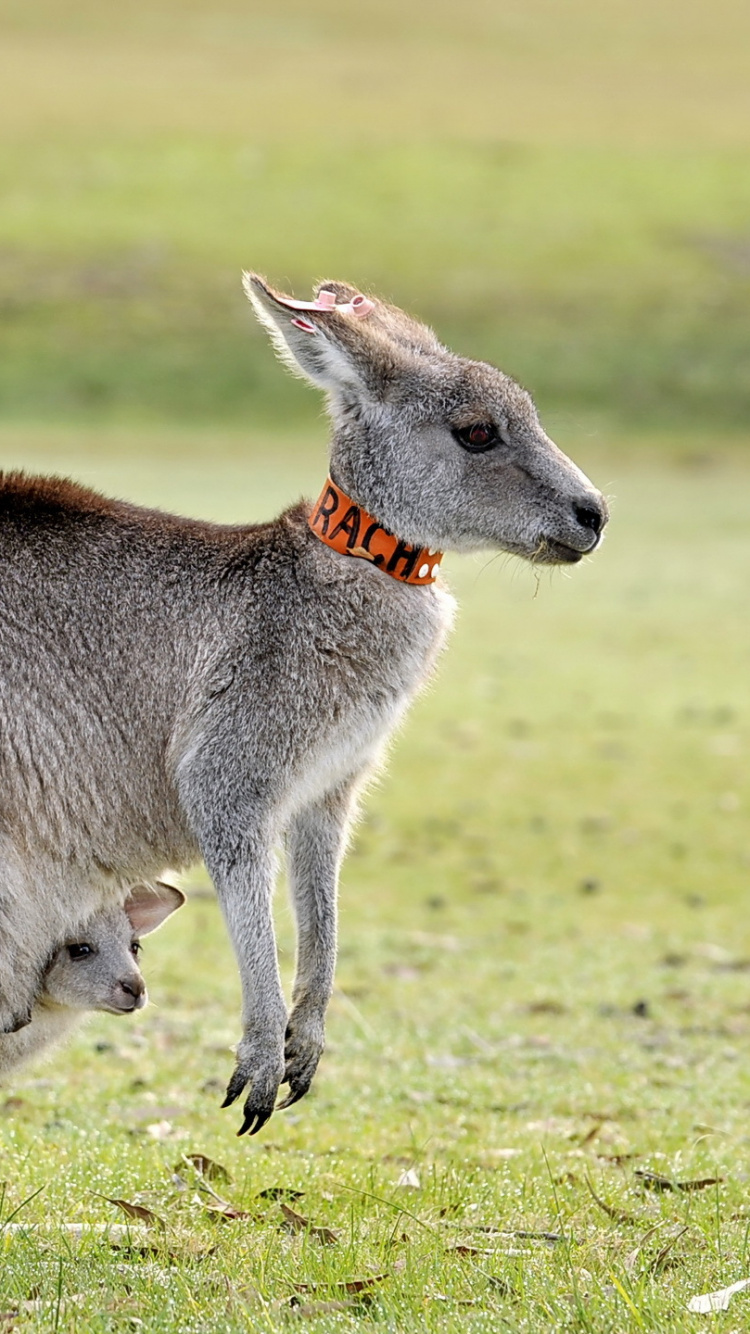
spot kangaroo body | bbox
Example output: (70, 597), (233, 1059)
(0, 275), (607, 1133)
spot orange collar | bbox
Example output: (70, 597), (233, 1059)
(308, 477), (444, 586)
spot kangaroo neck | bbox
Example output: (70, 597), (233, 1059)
(308, 477), (444, 587)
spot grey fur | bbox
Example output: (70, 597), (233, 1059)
(0, 882), (184, 1080)
(0, 275), (607, 1133)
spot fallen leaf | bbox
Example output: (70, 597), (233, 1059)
(687, 1277), (750, 1313)
(635, 1171), (676, 1192)
(677, 1176), (722, 1192)
(395, 1168), (421, 1189)
(280, 1203), (338, 1246)
(257, 1187), (305, 1201)
(636, 1169), (723, 1193)
(448, 1244), (494, 1257)
(179, 1154), (231, 1184)
(0, 1098), (25, 1115)
(95, 1195), (165, 1229)
(292, 1275), (388, 1295)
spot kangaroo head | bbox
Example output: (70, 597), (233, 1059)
(42, 882), (185, 1015)
(245, 274), (607, 564)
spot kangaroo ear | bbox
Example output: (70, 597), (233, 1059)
(243, 272), (377, 394)
(123, 882), (186, 936)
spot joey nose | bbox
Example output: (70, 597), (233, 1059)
(573, 496), (607, 540)
(119, 977), (145, 1005)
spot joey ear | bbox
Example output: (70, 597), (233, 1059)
(123, 882), (186, 936)
(243, 272), (374, 395)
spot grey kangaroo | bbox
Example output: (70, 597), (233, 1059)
(0, 275), (607, 1134)
(0, 882), (184, 1079)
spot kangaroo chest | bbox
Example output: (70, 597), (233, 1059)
(276, 578), (456, 816)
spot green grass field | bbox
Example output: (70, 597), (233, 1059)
(0, 425), (749, 1331)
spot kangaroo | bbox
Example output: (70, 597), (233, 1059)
(0, 275), (607, 1134)
(0, 882), (184, 1079)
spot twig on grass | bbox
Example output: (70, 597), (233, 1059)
(584, 1175), (638, 1225)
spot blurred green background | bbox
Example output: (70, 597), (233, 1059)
(0, 0), (749, 431)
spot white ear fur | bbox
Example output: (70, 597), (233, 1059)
(123, 882), (186, 936)
(243, 273), (364, 394)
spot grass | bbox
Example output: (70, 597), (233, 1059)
(1, 424), (750, 1330)
(0, 0), (749, 428)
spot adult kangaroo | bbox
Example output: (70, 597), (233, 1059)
(0, 276), (607, 1134)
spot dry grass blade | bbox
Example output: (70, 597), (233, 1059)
(506, 1229), (562, 1243)
(280, 1203), (338, 1246)
(624, 1223), (665, 1272)
(584, 1176), (638, 1224)
(648, 1225), (690, 1273)
(446, 1224), (561, 1242)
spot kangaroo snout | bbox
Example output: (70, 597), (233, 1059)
(572, 492), (609, 549)
(113, 976), (147, 1012)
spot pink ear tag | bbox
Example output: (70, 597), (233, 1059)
(291, 316), (317, 334)
(276, 287), (375, 320)
(349, 295), (376, 318)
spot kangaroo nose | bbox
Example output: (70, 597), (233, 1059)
(119, 977), (145, 1001)
(573, 497), (607, 538)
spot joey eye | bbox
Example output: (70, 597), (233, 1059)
(130, 941), (142, 958)
(452, 422), (498, 453)
(67, 943), (92, 960)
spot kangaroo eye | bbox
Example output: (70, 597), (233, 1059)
(67, 943), (92, 960)
(131, 941), (142, 958)
(453, 422), (498, 453)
